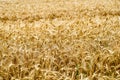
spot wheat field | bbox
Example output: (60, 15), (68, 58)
(0, 0), (120, 80)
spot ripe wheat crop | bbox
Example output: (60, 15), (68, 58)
(0, 0), (120, 80)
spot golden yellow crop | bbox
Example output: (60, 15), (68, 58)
(0, 0), (120, 80)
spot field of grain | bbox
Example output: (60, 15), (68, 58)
(0, 0), (120, 80)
